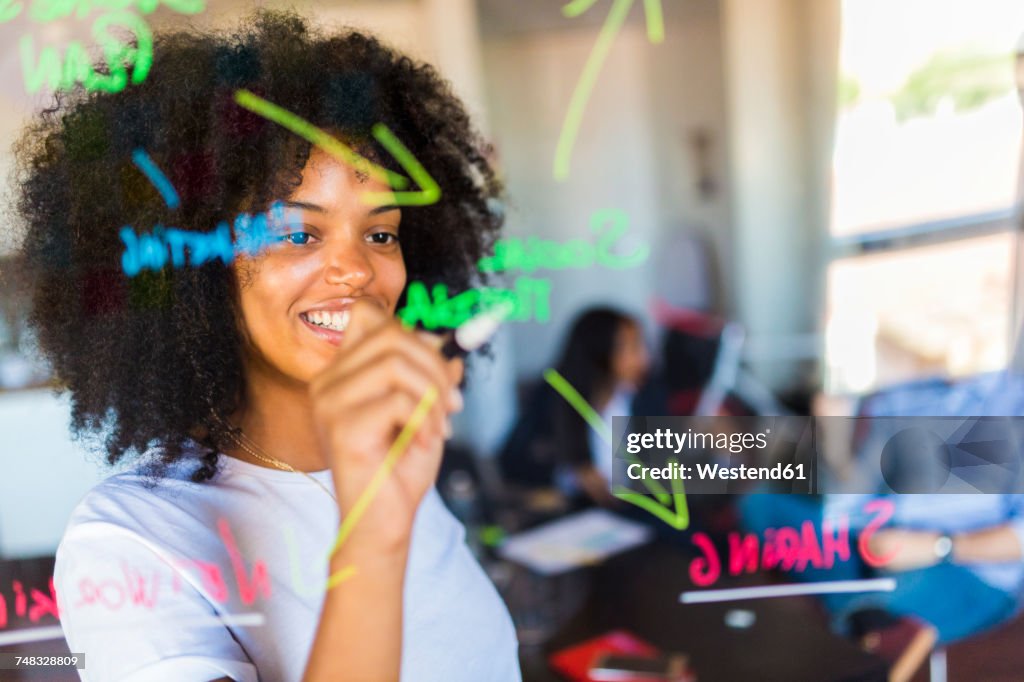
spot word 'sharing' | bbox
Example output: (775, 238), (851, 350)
(688, 500), (898, 587)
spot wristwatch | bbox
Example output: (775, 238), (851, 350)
(934, 533), (954, 562)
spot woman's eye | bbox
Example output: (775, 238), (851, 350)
(369, 232), (399, 245)
(280, 232), (313, 245)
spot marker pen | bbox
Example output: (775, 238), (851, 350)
(439, 301), (513, 359)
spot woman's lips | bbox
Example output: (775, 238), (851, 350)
(300, 317), (343, 345)
(299, 310), (350, 346)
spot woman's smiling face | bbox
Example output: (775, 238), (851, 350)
(235, 148), (406, 385)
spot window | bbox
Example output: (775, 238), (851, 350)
(825, 0), (1024, 393)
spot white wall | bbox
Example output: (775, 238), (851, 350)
(484, 24), (659, 377)
(481, 7), (730, 380)
(721, 0), (839, 390)
(647, 13), (732, 312)
(0, 390), (107, 558)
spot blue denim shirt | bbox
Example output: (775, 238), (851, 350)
(825, 372), (1024, 596)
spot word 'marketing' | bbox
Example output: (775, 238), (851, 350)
(119, 202), (299, 276)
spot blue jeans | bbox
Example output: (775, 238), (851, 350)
(739, 494), (1017, 644)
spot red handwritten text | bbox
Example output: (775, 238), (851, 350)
(689, 500), (895, 587)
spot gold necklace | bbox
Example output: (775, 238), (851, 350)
(213, 413), (337, 503)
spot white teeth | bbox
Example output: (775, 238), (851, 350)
(305, 310), (350, 332)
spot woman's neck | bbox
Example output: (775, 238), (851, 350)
(592, 382), (614, 414)
(231, 370), (328, 472)
(593, 380), (633, 414)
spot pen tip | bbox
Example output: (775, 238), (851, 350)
(454, 301), (513, 352)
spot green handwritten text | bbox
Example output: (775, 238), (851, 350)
(478, 208), (649, 274)
(398, 277), (552, 330)
(0, 0), (23, 22)
(20, 9), (154, 93)
(27, 0), (203, 22)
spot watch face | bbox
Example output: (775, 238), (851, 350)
(935, 535), (954, 559)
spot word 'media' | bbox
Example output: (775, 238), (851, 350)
(626, 428), (770, 455)
(688, 500), (896, 587)
(120, 202), (296, 276)
(477, 208), (649, 274)
(398, 277), (552, 330)
(12, 0), (206, 94)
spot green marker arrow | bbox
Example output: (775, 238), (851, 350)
(363, 123), (441, 207)
(234, 90), (441, 207)
(543, 368), (688, 530)
(553, 0), (665, 182)
(613, 459), (689, 531)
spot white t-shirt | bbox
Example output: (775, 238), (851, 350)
(54, 450), (521, 681)
(588, 386), (634, 481)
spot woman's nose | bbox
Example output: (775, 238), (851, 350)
(323, 242), (373, 290)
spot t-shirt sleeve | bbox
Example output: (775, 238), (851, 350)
(55, 522), (259, 682)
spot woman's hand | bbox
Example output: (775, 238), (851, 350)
(309, 299), (464, 559)
(574, 464), (619, 508)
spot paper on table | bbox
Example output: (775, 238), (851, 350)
(497, 509), (653, 575)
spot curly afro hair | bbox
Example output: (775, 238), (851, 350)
(14, 10), (502, 481)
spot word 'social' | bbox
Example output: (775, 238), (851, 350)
(478, 208), (648, 274)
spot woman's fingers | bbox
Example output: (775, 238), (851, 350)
(337, 298), (391, 347)
(315, 317), (464, 411)
(444, 359), (464, 426)
(318, 387), (445, 466)
(316, 327), (456, 412)
(315, 337), (461, 417)
(310, 299), (464, 488)
(415, 332), (465, 414)
(313, 353), (443, 414)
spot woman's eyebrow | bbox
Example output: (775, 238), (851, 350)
(282, 200), (398, 216)
(369, 204), (400, 216)
(282, 200), (325, 213)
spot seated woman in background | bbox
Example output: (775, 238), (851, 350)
(16, 11), (518, 681)
(500, 307), (651, 505)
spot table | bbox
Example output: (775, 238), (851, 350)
(511, 541), (888, 682)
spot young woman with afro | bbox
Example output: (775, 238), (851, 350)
(14, 11), (519, 681)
